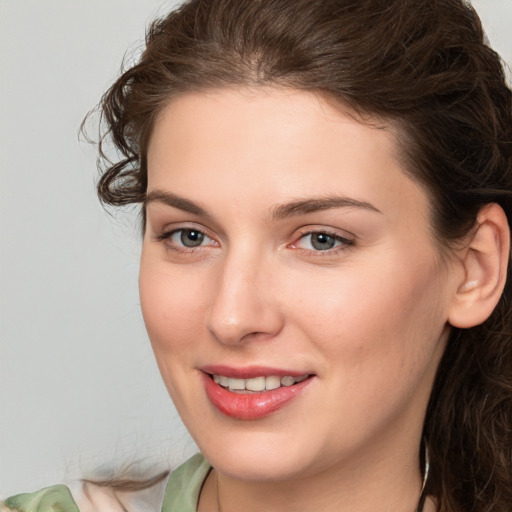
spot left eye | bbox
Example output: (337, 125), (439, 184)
(294, 232), (348, 251)
(170, 229), (212, 248)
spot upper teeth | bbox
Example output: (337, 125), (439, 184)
(213, 374), (308, 392)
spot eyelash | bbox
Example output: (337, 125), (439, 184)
(289, 229), (355, 255)
(154, 227), (355, 256)
(155, 227), (217, 254)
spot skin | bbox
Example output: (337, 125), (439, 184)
(139, 87), (457, 512)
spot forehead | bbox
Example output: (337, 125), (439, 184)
(149, 87), (391, 158)
(146, 87), (431, 230)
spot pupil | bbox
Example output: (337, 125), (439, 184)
(311, 233), (335, 250)
(181, 230), (205, 247)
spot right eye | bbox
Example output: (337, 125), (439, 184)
(172, 229), (207, 247)
(156, 227), (218, 252)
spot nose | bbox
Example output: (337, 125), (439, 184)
(205, 250), (284, 345)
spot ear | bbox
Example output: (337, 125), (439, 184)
(448, 203), (510, 328)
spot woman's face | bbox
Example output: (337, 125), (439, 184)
(140, 87), (454, 481)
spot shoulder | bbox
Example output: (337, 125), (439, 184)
(161, 453), (212, 512)
(1, 479), (167, 512)
(1, 484), (79, 512)
(1, 454), (210, 512)
(1, 476), (168, 512)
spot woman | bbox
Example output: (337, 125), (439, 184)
(3, 0), (511, 511)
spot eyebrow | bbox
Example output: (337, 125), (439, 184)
(144, 190), (210, 216)
(144, 189), (381, 219)
(271, 196), (382, 219)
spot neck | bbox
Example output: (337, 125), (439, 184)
(199, 441), (428, 512)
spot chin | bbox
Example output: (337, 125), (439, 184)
(189, 416), (325, 482)
(205, 442), (311, 481)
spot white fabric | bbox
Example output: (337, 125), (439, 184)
(67, 475), (169, 512)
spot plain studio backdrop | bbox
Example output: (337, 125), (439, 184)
(0, 0), (511, 498)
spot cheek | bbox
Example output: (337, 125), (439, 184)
(290, 251), (448, 374)
(139, 257), (209, 355)
(285, 255), (449, 444)
(138, 256), (214, 410)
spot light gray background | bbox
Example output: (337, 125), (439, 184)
(1, 0), (511, 498)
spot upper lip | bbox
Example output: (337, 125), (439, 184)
(200, 365), (312, 379)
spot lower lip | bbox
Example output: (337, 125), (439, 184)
(202, 373), (313, 420)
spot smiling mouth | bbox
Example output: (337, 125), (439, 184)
(202, 370), (315, 419)
(210, 374), (310, 394)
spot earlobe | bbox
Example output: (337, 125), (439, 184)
(448, 203), (510, 329)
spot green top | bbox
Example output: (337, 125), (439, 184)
(1, 453), (212, 512)
(161, 452), (211, 512)
(1, 486), (79, 512)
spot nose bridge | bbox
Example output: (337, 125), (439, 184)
(205, 243), (283, 345)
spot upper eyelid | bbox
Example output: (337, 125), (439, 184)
(145, 207), (225, 239)
(288, 228), (356, 254)
(154, 223), (214, 239)
(292, 232), (353, 247)
(293, 226), (355, 241)
(298, 231), (350, 242)
(157, 228), (217, 245)
(155, 228), (219, 254)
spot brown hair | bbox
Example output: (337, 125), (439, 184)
(90, 1), (512, 510)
